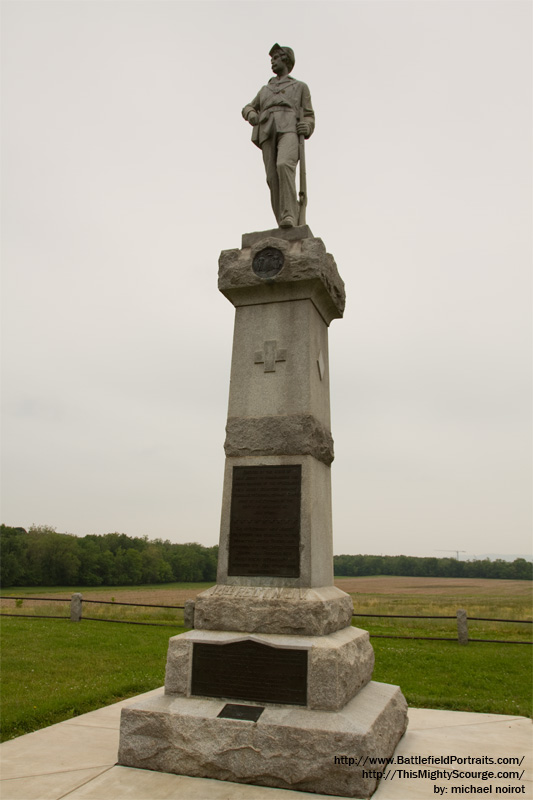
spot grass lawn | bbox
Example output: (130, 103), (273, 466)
(2, 617), (531, 742)
(371, 637), (531, 717)
(0, 617), (177, 741)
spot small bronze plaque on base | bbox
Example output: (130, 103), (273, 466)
(228, 464), (301, 577)
(191, 640), (307, 706)
(217, 704), (264, 722)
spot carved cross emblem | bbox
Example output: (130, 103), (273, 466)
(254, 340), (287, 373)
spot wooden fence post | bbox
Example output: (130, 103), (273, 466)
(456, 609), (468, 644)
(70, 593), (83, 622)
(184, 600), (195, 628)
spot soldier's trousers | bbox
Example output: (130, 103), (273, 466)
(261, 132), (299, 225)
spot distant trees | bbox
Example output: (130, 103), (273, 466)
(0, 524), (530, 587)
(0, 525), (218, 587)
(333, 553), (532, 580)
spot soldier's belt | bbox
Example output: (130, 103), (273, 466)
(264, 105), (295, 113)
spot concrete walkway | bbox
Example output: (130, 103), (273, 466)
(1, 689), (531, 800)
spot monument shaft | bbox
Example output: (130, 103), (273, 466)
(118, 227), (408, 797)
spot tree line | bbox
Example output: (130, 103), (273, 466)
(1, 525), (530, 587)
(333, 553), (532, 581)
(0, 525), (218, 587)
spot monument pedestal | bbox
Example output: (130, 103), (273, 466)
(193, 584), (354, 636)
(163, 627), (375, 710)
(119, 682), (406, 798)
(118, 227), (407, 797)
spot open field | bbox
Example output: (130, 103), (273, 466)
(335, 576), (533, 642)
(2, 577), (531, 634)
(0, 582), (214, 625)
(1, 578), (531, 741)
(0, 581), (214, 607)
(335, 576), (533, 596)
(2, 575), (531, 606)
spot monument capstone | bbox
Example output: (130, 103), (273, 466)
(118, 44), (408, 798)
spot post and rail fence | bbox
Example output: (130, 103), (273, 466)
(0, 595), (531, 645)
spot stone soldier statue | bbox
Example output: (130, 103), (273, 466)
(242, 43), (315, 229)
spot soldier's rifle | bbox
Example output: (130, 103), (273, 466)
(298, 108), (307, 226)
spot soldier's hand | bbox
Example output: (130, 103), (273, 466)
(248, 112), (259, 126)
(297, 121), (310, 136)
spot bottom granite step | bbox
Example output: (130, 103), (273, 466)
(118, 680), (407, 798)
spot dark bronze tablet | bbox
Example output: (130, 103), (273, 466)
(217, 704), (264, 722)
(228, 464), (301, 577)
(192, 640), (307, 705)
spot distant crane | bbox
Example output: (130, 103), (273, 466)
(436, 549), (466, 560)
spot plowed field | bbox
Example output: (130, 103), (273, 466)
(14, 576), (529, 606)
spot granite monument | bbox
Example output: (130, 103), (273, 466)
(118, 45), (408, 798)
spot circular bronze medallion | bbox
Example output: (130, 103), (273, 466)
(252, 247), (284, 279)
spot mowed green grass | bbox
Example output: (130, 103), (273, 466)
(371, 638), (531, 717)
(1, 580), (531, 741)
(0, 618), (178, 741)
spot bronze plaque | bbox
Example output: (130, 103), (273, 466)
(192, 640), (307, 705)
(228, 465), (301, 577)
(217, 704), (264, 722)
(252, 246), (284, 279)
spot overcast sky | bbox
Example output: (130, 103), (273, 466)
(1, 0), (531, 560)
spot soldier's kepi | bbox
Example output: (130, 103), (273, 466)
(242, 43), (315, 228)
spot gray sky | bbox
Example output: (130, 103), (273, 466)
(2, 0), (531, 559)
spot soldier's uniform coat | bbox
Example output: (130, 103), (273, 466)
(243, 75), (315, 225)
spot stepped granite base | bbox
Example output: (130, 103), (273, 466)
(118, 681), (408, 798)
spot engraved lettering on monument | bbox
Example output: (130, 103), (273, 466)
(228, 465), (301, 577)
(191, 640), (307, 705)
(252, 246), (284, 278)
(254, 340), (287, 372)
